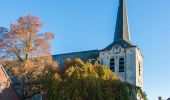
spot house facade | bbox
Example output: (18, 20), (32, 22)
(0, 65), (20, 100)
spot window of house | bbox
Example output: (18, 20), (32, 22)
(119, 58), (124, 72)
(110, 58), (115, 72)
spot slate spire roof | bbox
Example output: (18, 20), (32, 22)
(103, 0), (135, 50)
(114, 0), (130, 43)
(53, 0), (135, 66)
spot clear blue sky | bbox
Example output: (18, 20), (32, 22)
(0, 0), (170, 99)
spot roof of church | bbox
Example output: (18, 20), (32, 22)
(53, 50), (100, 67)
(102, 40), (136, 51)
(53, 0), (135, 65)
(114, 0), (130, 42)
(103, 0), (135, 50)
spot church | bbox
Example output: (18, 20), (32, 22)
(53, 0), (143, 90)
(0, 0), (144, 100)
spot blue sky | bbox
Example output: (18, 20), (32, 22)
(0, 0), (170, 99)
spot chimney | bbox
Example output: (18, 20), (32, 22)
(158, 96), (162, 100)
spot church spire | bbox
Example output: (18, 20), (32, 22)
(114, 0), (130, 42)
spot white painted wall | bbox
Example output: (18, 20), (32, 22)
(99, 45), (143, 89)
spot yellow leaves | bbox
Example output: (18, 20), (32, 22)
(53, 73), (61, 81)
(63, 58), (119, 81)
(98, 66), (119, 80)
(64, 58), (84, 69)
(65, 66), (75, 77)
(45, 58), (142, 100)
(74, 58), (84, 66)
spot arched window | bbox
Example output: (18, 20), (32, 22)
(119, 58), (124, 72)
(110, 58), (115, 72)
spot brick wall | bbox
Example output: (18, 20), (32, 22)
(0, 66), (20, 100)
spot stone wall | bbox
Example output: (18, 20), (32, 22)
(135, 47), (143, 89)
(125, 47), (137, 85)
(99, 45), (143, 89)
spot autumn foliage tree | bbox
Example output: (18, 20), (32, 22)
(0, 15), (57, 99)
(44, 58), (146, 100)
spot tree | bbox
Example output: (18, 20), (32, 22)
(0, 15), (57, 99)
(44, 58), (145, 100)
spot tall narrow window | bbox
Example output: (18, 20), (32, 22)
(119, 58), (124, 72)
(100, 59), (103, 65)
(110, 58), (115, 72)
(139, 63), (141, 76)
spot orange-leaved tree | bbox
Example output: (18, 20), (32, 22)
(0, 15), (57, 100)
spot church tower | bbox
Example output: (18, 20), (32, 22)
(99, 0), (143, 89)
